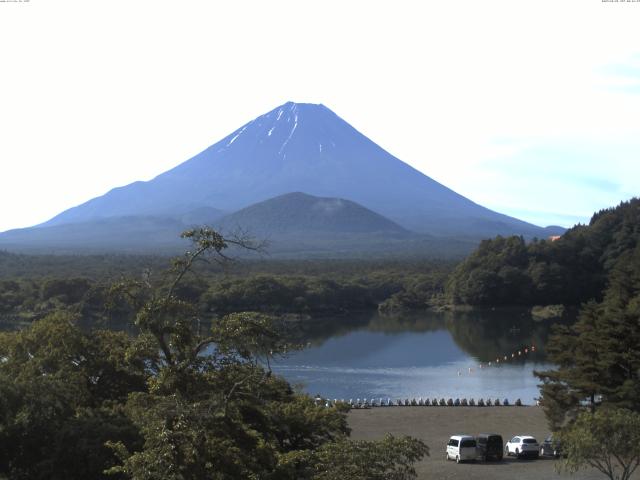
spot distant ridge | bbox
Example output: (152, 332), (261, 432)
(0, 207), (224, 254)
(0, 216), (192, 254)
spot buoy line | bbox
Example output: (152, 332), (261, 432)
(456, 343), (537, 377)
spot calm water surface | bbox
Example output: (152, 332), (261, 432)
(0, 306), (563, 405)
(272, 309), (561, 404)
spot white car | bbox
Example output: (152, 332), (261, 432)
(446, 435), (477, 463)
(505, 435), (539, 458)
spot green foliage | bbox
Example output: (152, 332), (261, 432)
(447, 198), (640, 306)
(0, 312), (145, 479)
(0, 229), (429, 479)
(446, 236), (535, 305)
(0, 250), (455, 331)
(377, 271), (449, 313)
(203, 275), (376, 314)
(305, 434), (429, 480)
(536, 244), (640, 428)
(557, 408), (640, 480)
(41, 277), (92, 303)
(211, 312), (296, 360)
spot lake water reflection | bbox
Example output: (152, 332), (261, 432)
(272, 309), (562, 405)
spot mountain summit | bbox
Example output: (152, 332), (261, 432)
(41, 101), (549, 238)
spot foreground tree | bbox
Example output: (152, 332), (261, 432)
(535, 245), (640, 429)
(107, 228), (428, 479)
(306, 434), (429, 480)
(1, 227), (429, 479)
(0, 311), (146, 480)
(535, 301), (607, 429)
(557, 408), (640, 480)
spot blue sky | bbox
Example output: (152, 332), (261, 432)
(0, 0), (639, 232)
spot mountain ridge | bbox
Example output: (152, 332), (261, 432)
(0, 101), (566, 256)
(39, 101), (554, 238)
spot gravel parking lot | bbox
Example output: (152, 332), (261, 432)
(348, 406), (635, 480)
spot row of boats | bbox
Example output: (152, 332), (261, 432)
(314, 397), (525, 408)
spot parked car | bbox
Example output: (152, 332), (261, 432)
(476, 433), (503, 461)
(505, 435), (539, 458)
(539, 435), (562, 458)
(446, 435), (477, 463)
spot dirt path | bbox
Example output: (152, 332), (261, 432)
(348, 406), (632, 480)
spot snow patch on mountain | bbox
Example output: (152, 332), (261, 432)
(226, 125), (247, 146)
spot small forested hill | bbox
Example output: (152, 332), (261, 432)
(212, 192), (476, 258)
(217, 192), (409, 235)
(446, 198), (640, 306)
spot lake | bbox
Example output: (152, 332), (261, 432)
(0, 306), (563, 405)
(272, 309), (562, 405)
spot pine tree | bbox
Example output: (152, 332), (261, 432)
(536, 245), (640, 428)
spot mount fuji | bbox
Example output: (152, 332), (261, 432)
(0, 102), (562, 255)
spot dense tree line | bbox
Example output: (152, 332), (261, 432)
(0, 250), (168, 280)
(0, 229), (428, 480)
(0, 250), (453, 281)
(446, 198), (640, 306)
(203, 275), (376, 314)
(0, 259), (454, 330)
(377, 272), (449, 313)
(202, 269), (449, 315)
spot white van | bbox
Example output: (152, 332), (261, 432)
(446, 435), (477, 463)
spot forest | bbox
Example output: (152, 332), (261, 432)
(445, 198), (640, 307)
(0, 252), (453, 330)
